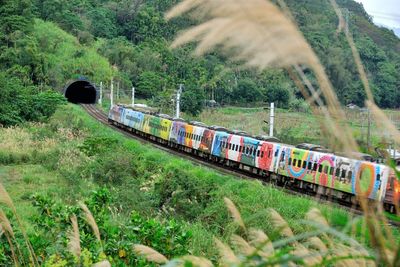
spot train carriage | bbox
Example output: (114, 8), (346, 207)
(170, 120), (188, 145)
(122, 108), (145, 131)
(256, 141), (280, 172)
(277, 146), (390, 201)
(108, 105), (125, 123)
(142, 114), (172, 140)
(212, 132), (266, 168)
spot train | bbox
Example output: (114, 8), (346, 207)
(108, 104), (399, 213)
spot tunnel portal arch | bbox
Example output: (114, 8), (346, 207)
(64, 80), (98, 104)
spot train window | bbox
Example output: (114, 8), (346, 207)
(275, 150), (279, 157)
(268, 150), (271, 158)
(226, 142), (229, 149)
(250, 147), (253, 155)
(257, 150), (260, 157)
(253, 149), (256, 157)
(318, 164), (323, 173)
(335, 168), (340, 177)
(288, 158), (292, 166)
(341, 170), (346, 179)
(377, 174), (381, 181)
(347, 171), (352, 181)
(297, 160), (302, 168)
(329, 167), (334, 176)
(229, 143), (232, 150)
(313, 163), (317, 171)
(261, 151), (264, 158)
(302, 161), (307, 169)
(323, 166), (328, 174)
(293, 159), (297, 166)
(308, 162), (312, 170)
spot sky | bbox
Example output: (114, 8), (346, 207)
(355, 0), (400, 29)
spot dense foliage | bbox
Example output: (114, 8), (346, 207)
(32, 0), (400, 113)
(0, 0), (399, 118)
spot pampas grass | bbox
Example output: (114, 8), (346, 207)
(134, 198), (380, 266)
(92, 260), (111, 267)
(67, 215), (81, 259)
(79, 202), (101, 242)
(223, 197), (246, 231)
(133, 244), (168, 264)
(214, 238), (240, 266)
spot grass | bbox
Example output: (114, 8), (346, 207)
(0, 165), (96, 233)
(0, 103), (398, 264)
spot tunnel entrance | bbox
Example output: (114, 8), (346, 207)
(64, 80), (97, 104)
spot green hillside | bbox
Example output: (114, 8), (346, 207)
(1, 0), (399, 127)
(31, 0), (400, 111)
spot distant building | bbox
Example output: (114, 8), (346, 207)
(346, 103), (359, 109)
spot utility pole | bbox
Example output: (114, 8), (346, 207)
(269, 102), (275, 137)
(131, 87), (135, 107)
(110, 79), (114, 106)
(117, 81), (120, 100)
(99, 81), (103, 105)
(176, 84), (183, 118)
(367, 108), (371, 150)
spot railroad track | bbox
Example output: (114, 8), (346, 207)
(81, 104), (400, 227)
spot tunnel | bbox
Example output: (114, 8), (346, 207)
(64, 80), (97, 104)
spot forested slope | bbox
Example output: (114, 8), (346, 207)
(1, 0), (399, 123)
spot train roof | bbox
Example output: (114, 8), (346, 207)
(335, 152), (375, 162)
(157, 113), (173, 119)
(296, 143), (331, 153)
(119, 104), (159, 114)
(255, 135), (281, 142)
(189, 121), (208, 127)
(209, 125), (230, 132)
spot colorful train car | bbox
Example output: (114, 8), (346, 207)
(107, 104), (398, 210)
(277, 146), (390, 201)
(122, 108), (145, 131)
(143, 114), (172, 140)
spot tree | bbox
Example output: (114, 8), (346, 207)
(375, 62), (399, 108)
(233, 79), (263, 104)
(181, 85), (205, 116)
(137, 71), (164, 98)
